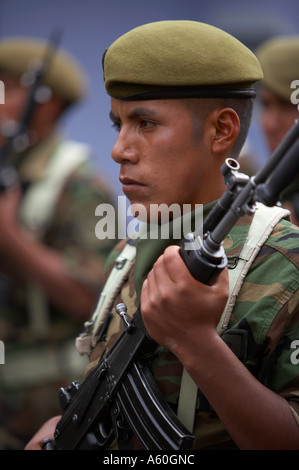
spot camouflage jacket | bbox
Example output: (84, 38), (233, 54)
(0, 133), (116, 346)
(82, 203), (299, 450)
(0, 133), (117, 448)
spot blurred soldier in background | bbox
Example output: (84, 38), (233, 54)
(0, 37), (117, 448)
(256, 36), (299, 225)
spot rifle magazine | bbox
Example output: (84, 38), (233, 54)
(116, 360), (194, 450)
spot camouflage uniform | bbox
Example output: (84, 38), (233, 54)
(82, 202), (299, 450)
(0, 133), (117, 449)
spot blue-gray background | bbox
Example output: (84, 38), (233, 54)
(1, 0), (299, 198)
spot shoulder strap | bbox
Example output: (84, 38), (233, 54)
(19, 140), (90, 235)
(91, 241), (137, 339)
(217, 203), (290, 335)
(75, 240), (137, 356)
(19, 141), (91, 341)
(177, 203), (290, 432)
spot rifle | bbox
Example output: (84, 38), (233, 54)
(0, 28), (63, 192)
(45, 115), (299, 450)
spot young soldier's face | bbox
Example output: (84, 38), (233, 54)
(259, 87), (299, 154)
(0, 75), (28, 147)
(110, 98), (221, 219)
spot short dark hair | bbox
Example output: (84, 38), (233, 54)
(224, 97), (253, 157)
(182, 97), (254, 158)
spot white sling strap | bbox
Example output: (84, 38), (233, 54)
(20, 140), (90, 233)
(19, 141), (90, 342)
(76, 241), (137, 356)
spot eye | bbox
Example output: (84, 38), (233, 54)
(139, 119), (156, 129)
(111, 120), (121, 132)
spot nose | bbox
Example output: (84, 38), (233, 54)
(111, 128), (139, 165)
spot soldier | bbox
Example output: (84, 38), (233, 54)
(26, 21), (299, 450)
(256, 36), (299, 225)
(0, 38), (117, 448)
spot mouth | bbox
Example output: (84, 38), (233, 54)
(119, 176), (146, 194)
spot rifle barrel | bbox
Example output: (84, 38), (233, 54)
(255, 118), (299, 185)
(256, 138), (299, 206)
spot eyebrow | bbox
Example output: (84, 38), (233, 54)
(109, 106), (159, 122)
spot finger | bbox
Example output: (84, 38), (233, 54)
(162, 245), (193, 283)
(140, 278), (148, 304)
(141, 263), (161, 309)
(151, 251), (176, 291)
(210, 266), (229, 296)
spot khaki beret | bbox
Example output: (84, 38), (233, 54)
(256, 36), (299, 101)
(103, 20), (263, 100)
(0, 37), (87, 104)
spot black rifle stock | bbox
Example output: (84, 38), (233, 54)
(46, 116), (299, 451)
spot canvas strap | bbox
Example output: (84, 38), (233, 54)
(75, 240), (137, 356)
(19, 140), (90, 234)
(19, 141), (90, 341)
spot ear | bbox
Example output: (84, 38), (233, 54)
(211, 108), (240, 155)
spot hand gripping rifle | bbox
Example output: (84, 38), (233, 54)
(44, 115), (299, 451)
(0, 28), (63, 192)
